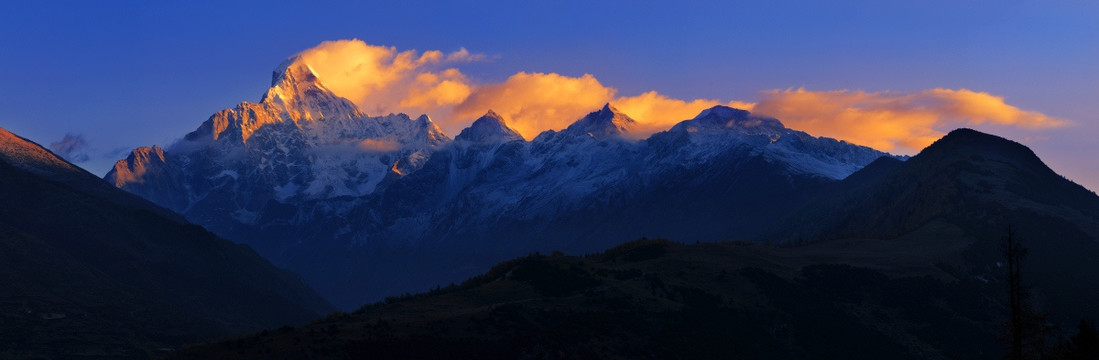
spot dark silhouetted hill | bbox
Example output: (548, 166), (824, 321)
(0, 126), (333, 359)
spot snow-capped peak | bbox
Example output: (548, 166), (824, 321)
(179, 57), (370, 144)
(259, 57), (363, 123)
(691, 105), (784, 131)
(455, 110), (524, 143)
(107, 146), (167, 187)
(270, 56), (314, 87)
(564, 103), (637, 139)
(413, 114), (452, 147)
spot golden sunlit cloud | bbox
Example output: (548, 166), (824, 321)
(750, 88), (1068, 152)
(613, 91), (755, 139)
(358, 138), (400, 153)
(451, 72), (614, 138)
(450, 72), (748, 139)
(296, 39), (479, 117)
(292, 39), (743, 139)
(292, 40), (1066, 151)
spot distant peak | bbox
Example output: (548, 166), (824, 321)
(564, 103), (637, 139)
(942, 128), (988, 139)
(263, 57), (327, 103)
(107, 145), (170, 188)
(913, 128), (1044, 170)
(933, 128), (1014, 148)
(593, 103), (626, 120)
(129, 145), (166, 163)
(689, 105), (785, 130)
(456, 111), (523, 143)
(477, 110), (506, 124)
(694, 105), (749, 120)
(927, 128), (1027, 154)
(271, 56), (319, 87)
(257, 56), (363, 123)
(483, 109), (503, 120)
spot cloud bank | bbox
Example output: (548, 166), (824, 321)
(750, 88), (1067, 152)
(297, 40), (475, 117)
(451, 74), (753, 139)
(295, 39), (743, 140)
(294, 39), (1066, 151)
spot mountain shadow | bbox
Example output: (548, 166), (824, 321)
(0, 127), (334, 359)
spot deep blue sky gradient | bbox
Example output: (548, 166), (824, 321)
(1, 0), (1096, 188)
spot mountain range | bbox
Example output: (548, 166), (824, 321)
(170, 128), (1099, 360)
(4, 52), (1098, 358)
(107, 58), (894, 309)
(0, 126), (333, 359)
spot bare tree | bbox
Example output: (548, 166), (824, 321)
(1004, 225), (1028, 360)
(1001, 226), (1057, 360)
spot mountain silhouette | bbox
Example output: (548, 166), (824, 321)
(0, 126), (333, 359)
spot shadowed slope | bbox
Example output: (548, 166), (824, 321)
(0, 126), (333, 359)
(771, 128), (1099, 324)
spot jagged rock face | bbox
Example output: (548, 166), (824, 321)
(455, 110), (523, 144)
(106, 58), (451, 235)
(562, 103), (637, 139)
(106, 58), (894, 309)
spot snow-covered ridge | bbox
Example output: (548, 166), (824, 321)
(655, 105), (891, 180)
(677, 105), (784, 134)
(184, 58), (367, 144)
(105, 55), (900, 308)
(564, 103), (637, 139)
(455, 110), (524, 144)
(108, 57), (453, 217)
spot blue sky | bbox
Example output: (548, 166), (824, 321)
(1, 0), (1096, 189)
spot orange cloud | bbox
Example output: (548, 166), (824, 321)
(451, 72), (614, 138)
(750, 88), (1067, 152)
(295, 40), (746, 140)
(292, 41), (1065, 151)
(449, 72), (747, 139)
(358, 138), (399, 153)
(613, 91), (754, 138)
(296, 39), (480, 116)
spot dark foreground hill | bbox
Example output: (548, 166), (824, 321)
(0, 127), (333, 359)
(770, 128), (1099, 323)
(173, 129), (1099, 359)
(171, 239), (1002, 359)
